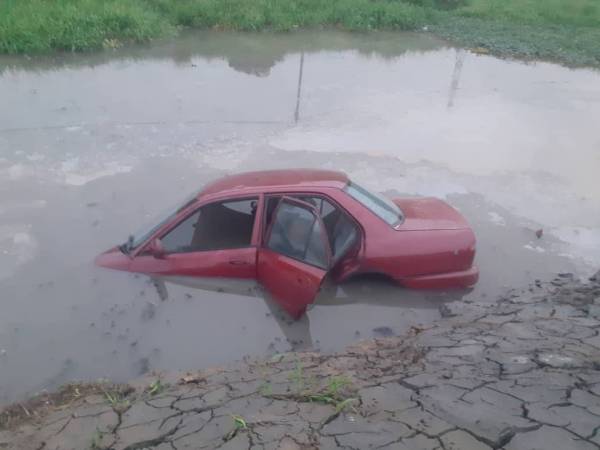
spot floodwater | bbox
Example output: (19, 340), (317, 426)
(1, 31), (599, 403)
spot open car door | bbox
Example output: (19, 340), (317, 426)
(257, 197), (331, 319)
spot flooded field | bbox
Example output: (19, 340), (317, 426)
(1, 31), (599, 403)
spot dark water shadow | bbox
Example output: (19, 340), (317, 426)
(157, 273), (467, 354)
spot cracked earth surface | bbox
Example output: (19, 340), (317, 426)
(2, 272), (600, 450)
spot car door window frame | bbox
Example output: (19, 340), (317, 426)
(137, 195), (262, 256)
(264, 196), (332, 270)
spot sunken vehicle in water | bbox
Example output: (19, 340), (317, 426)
(96, 169), (478, 318)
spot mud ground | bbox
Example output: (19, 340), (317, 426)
(2, 271), (599, 450)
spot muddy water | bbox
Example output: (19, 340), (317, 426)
(1, 31), (599, 403)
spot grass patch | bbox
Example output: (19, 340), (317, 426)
(432, 15), (600, 67)
(265, 368), (358, 413)
(145, 378), (167, 396)
(0, 0), (430, 54)
(103, 387), (133, 413)
(0, 382), (132, 431)
(0, 0), (171, 53)
(0, 0), (599, 66)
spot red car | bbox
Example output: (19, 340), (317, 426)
(96, 169), (478, 318)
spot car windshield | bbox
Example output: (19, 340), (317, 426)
(343, 181), (403, 227)
(125, 191), (200, 251)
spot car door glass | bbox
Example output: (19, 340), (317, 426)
(304, 219), (328, 268)
(161, 198), (257, 253)
(331, 214), (358, 261)
(267, 202), (328, 269)
(161, 211), (201, 253)
(290, 195), (357, 261)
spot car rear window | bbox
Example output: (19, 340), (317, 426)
(343, 181), (403, 227)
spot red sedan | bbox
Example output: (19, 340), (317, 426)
(96, 169), (478, 318)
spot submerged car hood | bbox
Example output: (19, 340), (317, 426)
(393, 197), (470, 231)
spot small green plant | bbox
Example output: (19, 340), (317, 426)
(306, 375), (357, 413)
(305, 375), (352, 404)
(223, 414), (248, 441)
(232, 414), (247, 430)
(335, 397), (359, 414)
(261, 372), (357, 416)
(103, 389), (130, 411)
(147, 378), (166, 396)
(326, 375), (351, 397)
(307, 393), (336, 405)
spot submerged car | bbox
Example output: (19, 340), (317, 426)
(96, 169), (478, 318)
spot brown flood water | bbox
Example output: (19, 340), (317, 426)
(1, 31), (599, 403)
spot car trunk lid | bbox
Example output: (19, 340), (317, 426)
(394, 198), (470, 231)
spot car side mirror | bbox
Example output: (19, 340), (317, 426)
(148, 238), (166, 259)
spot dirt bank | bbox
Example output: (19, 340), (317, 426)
(1, 271), (600, 450)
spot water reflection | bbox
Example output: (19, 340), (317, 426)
(0, 30), (446, 76)
(156, 274), (467, 354)
(447, 48), (466, 108)
(2, 28), (598, 404)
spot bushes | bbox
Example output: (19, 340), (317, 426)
(0, 0), (168, 53)
(0, 0), (433, 53)
(144, 0), (429, 32)
(455, 0), (600, 28)
(0, 0), (599, 67)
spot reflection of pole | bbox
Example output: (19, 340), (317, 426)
(447, 49), (465, 108)
(294, 52), (305, 124)
(152, 277), (169, 301)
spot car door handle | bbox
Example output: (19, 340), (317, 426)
(229, 259), (250, 266)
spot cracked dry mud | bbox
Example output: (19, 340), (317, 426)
(2, 272), (600, 450)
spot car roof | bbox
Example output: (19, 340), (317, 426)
(199, 169), (349, 197)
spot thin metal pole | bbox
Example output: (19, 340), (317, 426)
(294, 52), (305, 123)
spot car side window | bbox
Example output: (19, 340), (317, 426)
(293, 196), (358, 261)
(264, 195), (358, 262)
(267, 201), (328, 269)
(329, 212), (358, 262)
(161, 198), (257, 253)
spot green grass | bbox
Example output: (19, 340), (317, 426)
(0, 0), (170, 53)
(146, 378), (167, 396)
(1, 0), (599, 67)
(454, 0), (600, 28)
(432, 0), (600, 66)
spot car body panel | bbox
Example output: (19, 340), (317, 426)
(130, 247), (257, 278)
(159, 275), (260, 298)
(256, 196), (331, 317)
(394, 197), (470, 231)
(361, 228), (476, 279)
(257, 248), (327, 319)
(96, 169), (479, 318)
(201, 169), (348, 197)
(96, 246), (132, 271)
(399, 266), (479, 289)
